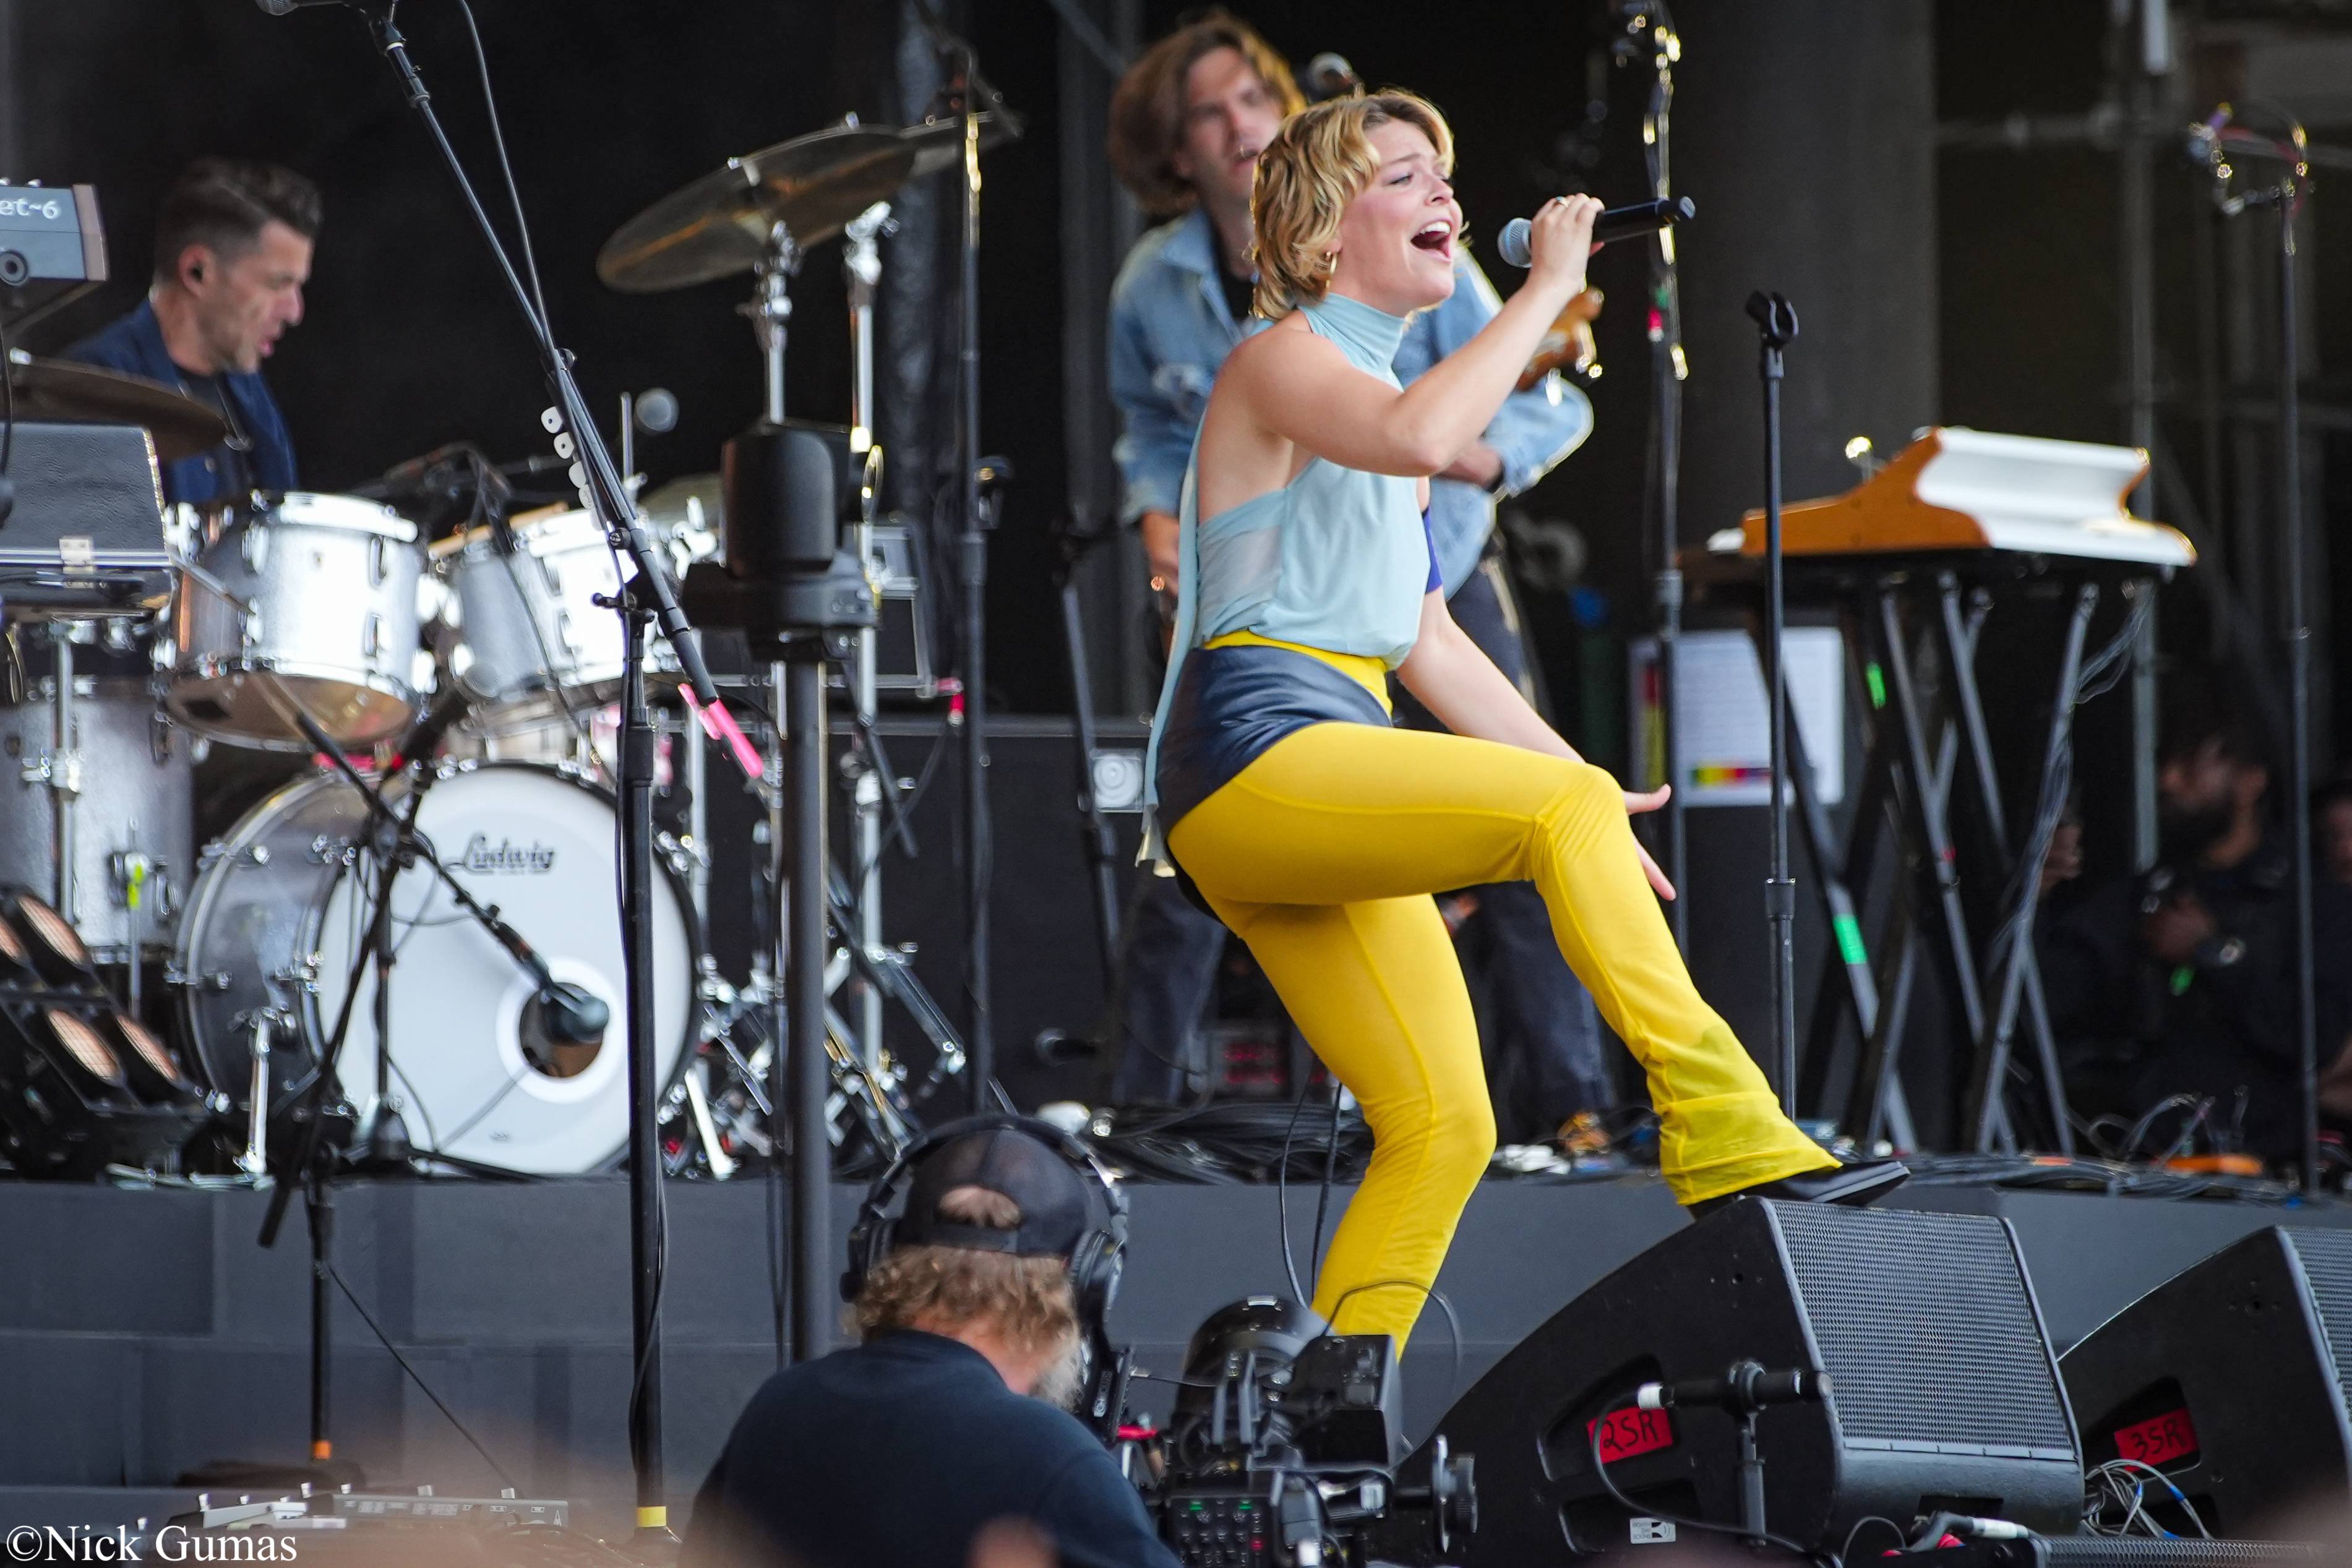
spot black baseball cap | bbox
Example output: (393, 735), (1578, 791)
(895, 1120), (1101, 1261)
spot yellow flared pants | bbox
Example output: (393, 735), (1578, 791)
(1165, 719), (1835, 1348)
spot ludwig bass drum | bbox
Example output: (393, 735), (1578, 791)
(174, 761), (697, 1174)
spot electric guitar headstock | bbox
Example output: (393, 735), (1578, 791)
(1519, 287), (1605, 390)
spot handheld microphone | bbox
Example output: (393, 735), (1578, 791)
(1302, 52), (1361, 103)
(1636, 1360), (1827, 1413)
(1496, 195), (1694, 267)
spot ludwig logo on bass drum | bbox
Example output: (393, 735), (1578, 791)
(460, 832), (558, 873)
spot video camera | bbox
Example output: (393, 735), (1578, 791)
(1120, 1298), (1477, 1568)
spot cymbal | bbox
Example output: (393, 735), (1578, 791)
(899, 109), (1024, 181)
(4, 352), (230, 464)
(598, 127), (917, 294)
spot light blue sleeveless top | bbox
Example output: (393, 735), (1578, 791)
(1141, 293), (1431, 863)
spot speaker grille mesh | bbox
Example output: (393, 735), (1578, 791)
(1774, 1204), (2074, 1452)
(2283, 1227), (2352, 1416)
(2041, 1540), (2327, 1565)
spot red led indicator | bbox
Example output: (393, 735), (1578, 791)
(1590, 1406), (1676, 1462)
(2113, 1406), (2199, 1468)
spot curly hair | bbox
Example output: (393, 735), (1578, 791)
(1250, 90), (1453, 320)
(1106, 10), (1305, 218)
(849, 1185), (1078, 1359)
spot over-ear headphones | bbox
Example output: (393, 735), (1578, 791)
(841, 1113), (1129, 1334)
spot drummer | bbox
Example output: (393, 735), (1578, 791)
(64, 158), (315, 507)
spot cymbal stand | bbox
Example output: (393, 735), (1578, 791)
(35, 624), (82, 925)
(744, 226), (800, 425)
(845, 200), (891, 1073)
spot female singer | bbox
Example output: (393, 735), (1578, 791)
(1142, 90), (1903, 1349)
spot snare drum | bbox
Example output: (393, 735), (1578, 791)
(166, 493), (426, 751)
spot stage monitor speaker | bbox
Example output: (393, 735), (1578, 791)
(2060, 1225), (2352, 1536)
(1370, 1200), (2082, 1563)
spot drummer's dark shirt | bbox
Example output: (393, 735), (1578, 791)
(62, 298), (296, 506)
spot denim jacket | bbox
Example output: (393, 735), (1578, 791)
(1108, 206), (1591, 597)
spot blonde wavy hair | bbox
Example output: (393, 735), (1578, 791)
(1250, 90), (1454, 320)
(849, 1185), (1079, 1360)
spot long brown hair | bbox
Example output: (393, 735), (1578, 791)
(1106, 10), (1306, 218)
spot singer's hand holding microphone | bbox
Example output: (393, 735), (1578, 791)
(1514, 194), (1608, 300)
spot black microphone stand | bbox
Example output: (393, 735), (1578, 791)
(2273, 182), (2319, 1195)
(335, 2), (724, 1533)
(1619, 0), (1691, 947)
(1747, 291), (1800, 1115)
(251, 688), (567, 1481)
(2197, 109), (2319, 1189)
(914, 2), (1006, 1108)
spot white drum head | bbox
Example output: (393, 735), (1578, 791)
(317, 764), (693, 1175)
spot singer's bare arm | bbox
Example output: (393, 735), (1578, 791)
(1195, 197), (1598, 518)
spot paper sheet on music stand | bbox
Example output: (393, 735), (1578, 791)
(1631, 628), (1845, 807)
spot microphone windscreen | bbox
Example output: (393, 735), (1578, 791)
(634, 387), (679, 435)
(1497, 217), (1533, 268)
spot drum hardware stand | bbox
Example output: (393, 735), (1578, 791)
(236, 1006), (286, 1181)
(1747, 291), (1800, 1114)
(31, 623), (86, 927)
(844, 199), (891, 1073)
(742, 228), (801, 424)
(114, 834), (156, 1020)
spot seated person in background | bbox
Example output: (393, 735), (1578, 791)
(2314, 776), (2352, 889)
(684, 1119), (1175, 1568)
(2044, 701), (2352, 1168)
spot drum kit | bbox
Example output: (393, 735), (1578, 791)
(0, 108), (1010, 1183)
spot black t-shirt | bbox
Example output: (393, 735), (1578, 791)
(1216, 262), (1255, 330)
(684, 1330), (1178, 1568)
(175, 372), (257, 501)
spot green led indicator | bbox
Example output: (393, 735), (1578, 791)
(2170, 965), (2195, 996)
(1832, 913), (1868, 968)
(1236, 1504), (1253, 1513)
(1189, 1502), (1206, 1512)
(1865, 662), (1886, 709)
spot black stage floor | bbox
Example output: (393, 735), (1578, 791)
(2, 1175), (2346, 1533)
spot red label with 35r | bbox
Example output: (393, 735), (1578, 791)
(1590, 1407), (1676, 1462)
(2113, 1407), (2198, 1468)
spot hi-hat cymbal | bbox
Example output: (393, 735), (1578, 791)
(597, 127), (918, 294)
(899, 109), (1024, 180)
(4, 352), (230, 464)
